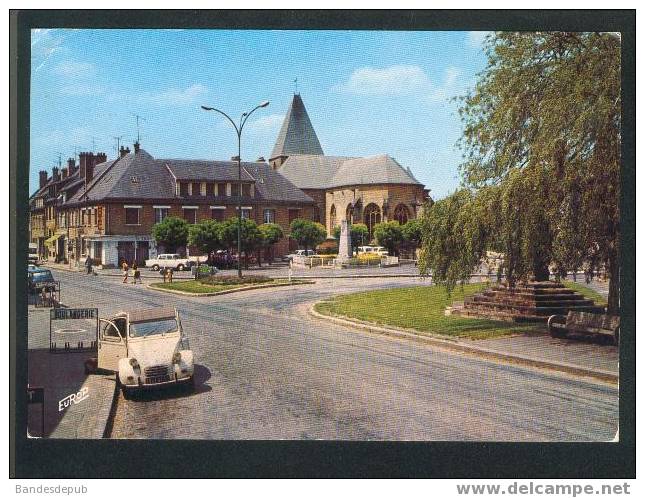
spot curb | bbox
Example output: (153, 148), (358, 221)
(308, 304), (618, 385)
(145, 279), (315, 297)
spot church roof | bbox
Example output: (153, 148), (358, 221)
(278, 153), (422, 190)
(270, 94), (324, 159)
(329, 155), (423, 188)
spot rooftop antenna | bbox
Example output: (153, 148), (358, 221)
(89, 136), (99, 153)
(131, 113), (147, 143)
(54, 152), (62, 168)
(112, 135), (124, 156)
(293, 77), (299, 95)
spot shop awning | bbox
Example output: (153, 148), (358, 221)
(44, 234), (62, 247)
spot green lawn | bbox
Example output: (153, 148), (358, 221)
(314, 284), (544, 340)
(151, 281), (237, 293)
(151, 278), (310, 294)
(563, 280), (608, 307)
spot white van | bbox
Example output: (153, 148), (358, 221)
(357, 246), (388, 256)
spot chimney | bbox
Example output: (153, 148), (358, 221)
(256, 156), (266, 162)
(133, 141), (140, 154)
(62, 167), (68, 179)
(119, 146), (130, 158)
(39, 170), (48, 189)
(95, 152), (107, 164)
(67, 158), (77, 175)
(79, 152), (95, 181)
(52, 167), (60, 182)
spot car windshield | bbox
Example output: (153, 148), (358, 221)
(31, 271), (53, 282)
(129, 318), (178, 338)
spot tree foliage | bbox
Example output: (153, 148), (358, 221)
(289, 219), (327, 254)
(188, 220), (223, 259)
(373, 221), (403, 255)
(220, 217), (263, 253)
(420, 32), (621, 312)
(152, 216), (189, 253)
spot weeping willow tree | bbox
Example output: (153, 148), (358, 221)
(420, 32), (620, 313)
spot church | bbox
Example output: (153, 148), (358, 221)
(270, 93), (430, 240)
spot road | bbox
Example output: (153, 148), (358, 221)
(31, 269), (618, 441)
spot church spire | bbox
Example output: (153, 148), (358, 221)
(270, 94), (323, 168)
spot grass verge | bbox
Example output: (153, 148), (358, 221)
(314, 284), (544, 340)
(150, 278), (310, 294)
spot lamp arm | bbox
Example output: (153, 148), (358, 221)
(212, 108), (240, 136)
(239, 104), (264, 133)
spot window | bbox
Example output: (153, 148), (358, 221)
(211, 208), (225, 221)
(192, 182), (201, 196)
(179, 182), (189, 196)
(183, 207), (197, 224)
(241, 208), (251, 220)
(154, 207), (169, 224)
(208, 183), (216, 196)
(217, 183), (226, 196)
(263, 209), (276, 224)
(124, 206), (141, 225)
(242, 184), (251, 197)
(230, 183), (240, 197)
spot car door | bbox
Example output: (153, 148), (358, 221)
(98, 317), (127, 372)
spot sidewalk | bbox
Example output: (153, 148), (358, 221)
(28, 300), (117, 438)
(309, 305), (618, 383)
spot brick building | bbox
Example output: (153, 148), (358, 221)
(29, 93), (430, 267)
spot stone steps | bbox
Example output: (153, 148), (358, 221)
(459, 281), (605, 323)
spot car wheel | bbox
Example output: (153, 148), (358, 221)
(152, 264), (159, 271)
(177, 264), (185, 271)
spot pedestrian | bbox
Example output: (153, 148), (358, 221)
(85, 255), (92, 275)
(167, 267), (174, 283)
(133, 263), (142, 284)
(121, 261), (129, 283)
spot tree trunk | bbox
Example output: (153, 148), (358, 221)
(607, 254), (620, 315)
(533, 261), (551, 282)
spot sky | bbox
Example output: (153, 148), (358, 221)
(30, 29), (489, 198)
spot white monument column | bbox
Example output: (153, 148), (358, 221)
(337, 219), (352, 263)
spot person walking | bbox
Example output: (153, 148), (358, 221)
(85, 255), (93, 275)
(121, 261), (129, 283)
(132, 263), (142, 284)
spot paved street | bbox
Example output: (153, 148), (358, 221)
(29, 269), (618, 441)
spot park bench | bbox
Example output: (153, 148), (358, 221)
(548, 311), (620, 345)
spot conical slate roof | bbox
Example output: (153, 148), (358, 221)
(270, 94), (324, 159)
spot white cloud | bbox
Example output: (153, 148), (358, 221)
(335, 65), (431, 96)
(31, 29), (69, 74)
(246, 114), (285, 134)
(335, 64), (463, 105)
(53, 60), (97, 78)
(467, 31), (492, 49)
(146, 83), (208, 105)
(107, 83), (208, 107)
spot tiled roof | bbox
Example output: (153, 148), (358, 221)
(243, 162), (314, 204)
(277, 155), (354, 189)
(270, 94), (324, 159)
(329, 155), (423, 188)
(163, 160), (256, 182)
(277, 153), (422, 190)
(62, 149), (313, 205)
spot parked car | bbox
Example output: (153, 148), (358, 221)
(27, 267), (55, 293)
(28, 243), (39, 265)
(97, 307), (194, 399)
(282, 249), (316, 262)
(144, 253), (205, 271)
(357, 246), (389, 256)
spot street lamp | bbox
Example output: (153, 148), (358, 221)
(201, 100), (270, 278)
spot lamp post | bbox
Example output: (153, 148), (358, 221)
(201, 100), (269, 278)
